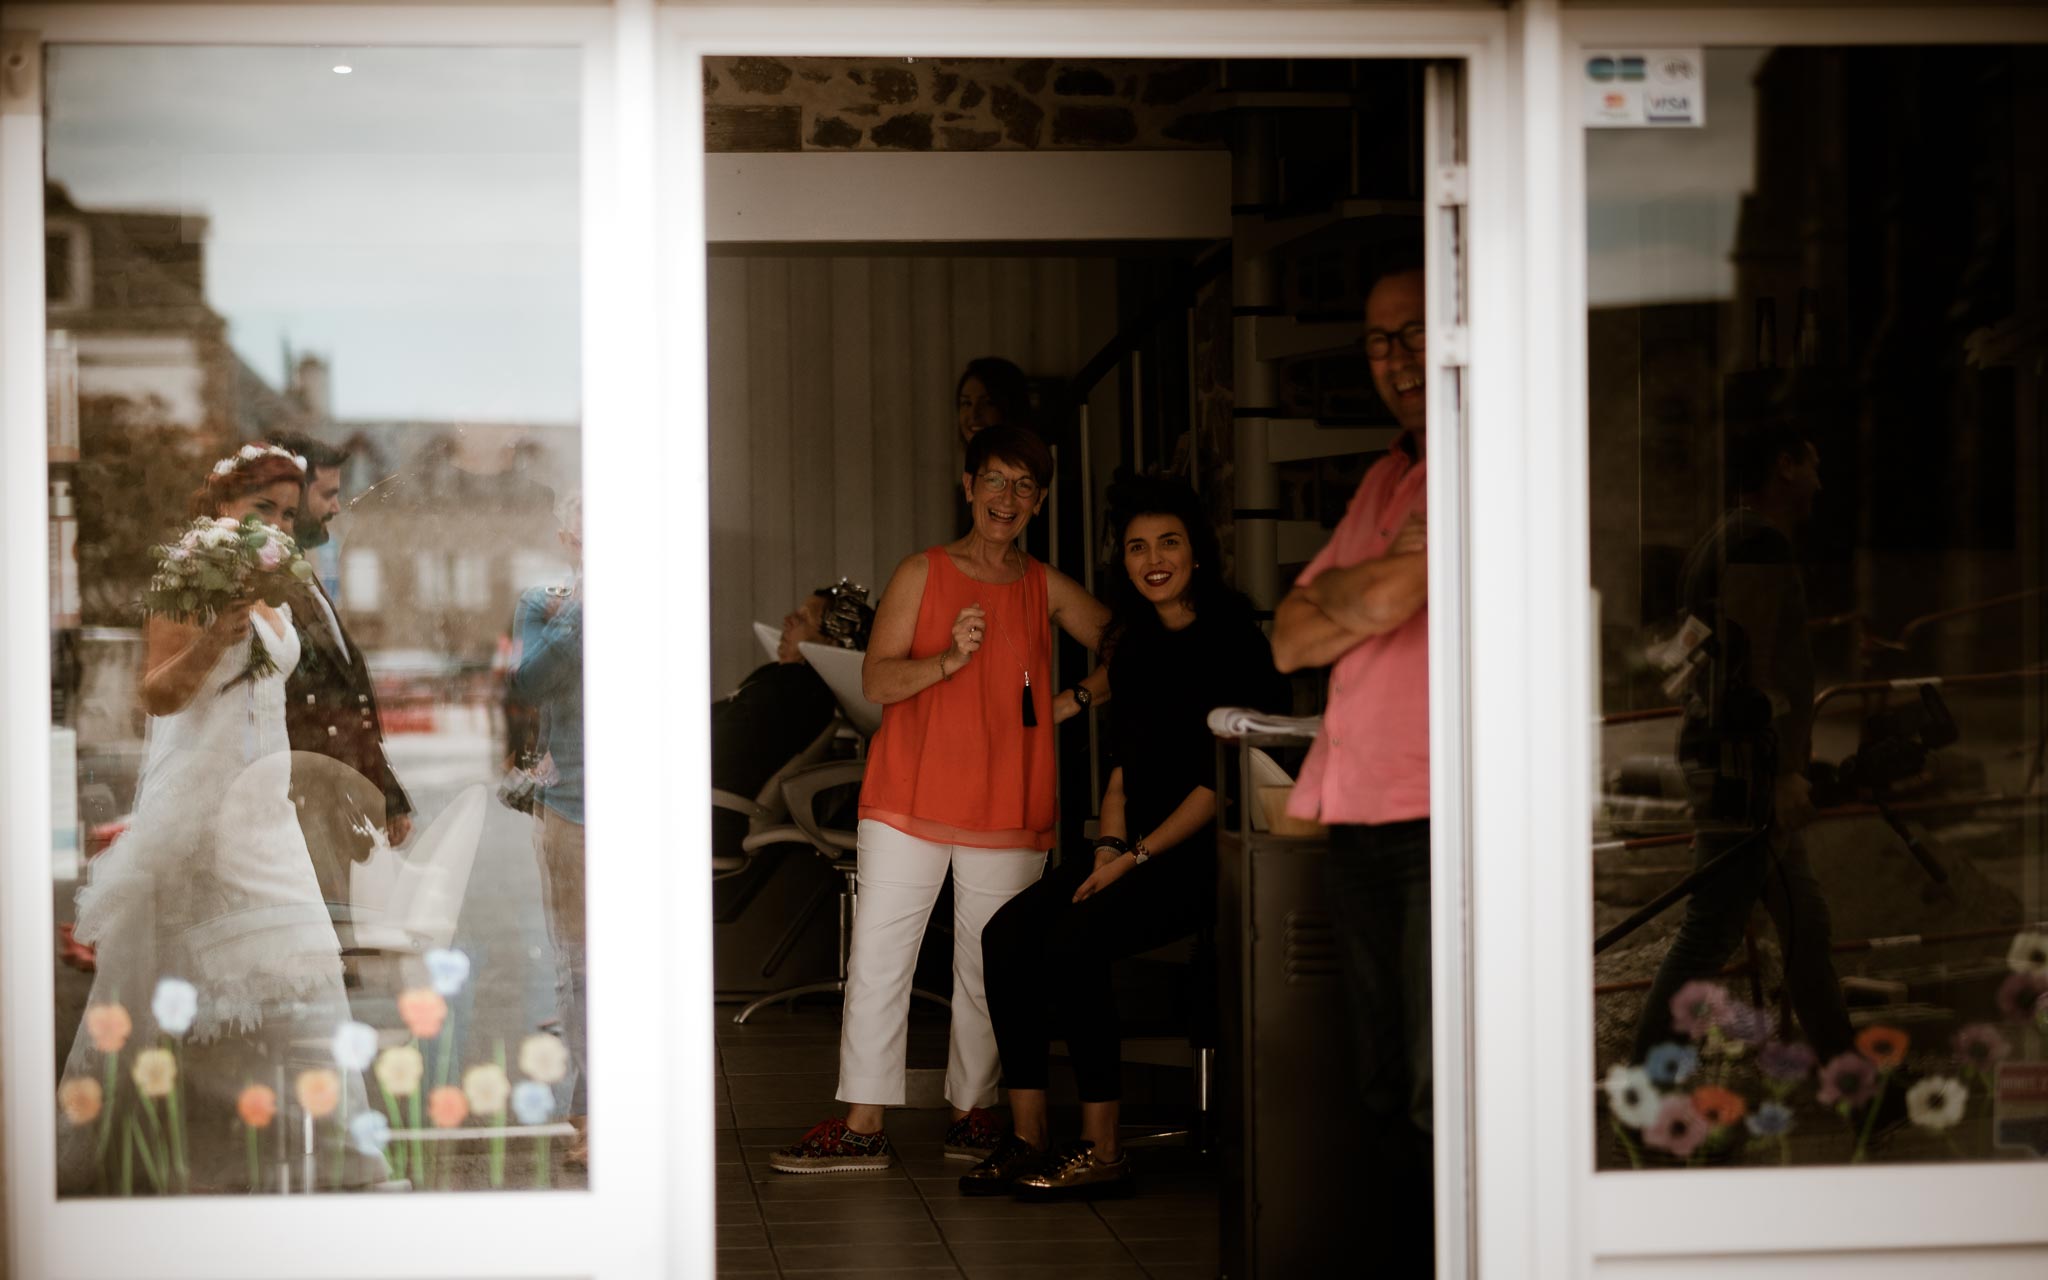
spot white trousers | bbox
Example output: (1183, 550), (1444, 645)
(837, 819), (1046, 1110)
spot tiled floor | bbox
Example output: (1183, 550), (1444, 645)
(715, 1001), (1221, 1280)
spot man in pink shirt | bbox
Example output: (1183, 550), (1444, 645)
(1271, 245), (1433, 1272)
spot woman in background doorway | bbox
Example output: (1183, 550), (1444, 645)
(955, 356), (1036, 447)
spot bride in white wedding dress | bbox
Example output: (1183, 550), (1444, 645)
(59, 450), (381, 1194)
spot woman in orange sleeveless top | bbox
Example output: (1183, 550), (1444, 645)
(773, 426), (1109, 1174)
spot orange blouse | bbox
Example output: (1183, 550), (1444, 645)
(858, 547), (1058, 851)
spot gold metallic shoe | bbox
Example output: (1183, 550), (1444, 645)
(957, 1132), (1046, 1196)
(1010, 1140), (1135, 1201)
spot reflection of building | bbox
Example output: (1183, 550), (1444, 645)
(321, 420), (578, 665)
(44, 182), (310, 440)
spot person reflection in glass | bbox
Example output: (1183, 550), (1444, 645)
(1628, 423), (1855, 1066)
(58, 448), (380, 1194)
(508, 491), (588, 1169)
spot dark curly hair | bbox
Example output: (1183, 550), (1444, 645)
(1099, 471), (1250, 661)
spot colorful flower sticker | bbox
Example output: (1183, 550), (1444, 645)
(511, 1080), (554, 1126)
(2005, 929), (2048, 974)
(428, 1085), (469, 1130)
(1854, 1025), (1909, 1072)
(131, 1047), (178, 1099)
(349, 1110), (392, 1156)
(1952, 1023), (2011, 1076)
(1642, 1096), (1708, 1159)
(295, 1068), (342, 1119)
(463, 1063), (511, 1116)
(424, 948), (472, 998)
(1669, 980), (1734, 1040)
(518, 1033), (571, 1085)
(238, 1084), (278, 1129)
(58, 1077), (103, 1126)
(150, 977), (199, 1038)
(1758, 1040), (1817, 1084)
(1643, 1042), (1699, 1087)
(398, 988), (449, 1040)
(1816, 1053), (1879, 1109)
(1905, 1076), (1968, 1132)
(331, 1020), (378, 1071)
(1997, 970), (2048, 1022)
(1744, 1100), (1795, 1139)
(84, 1003), (133, 1055)
(374, 1045), (426, 1098)
(1602, 1064), (1661, 1129)
(1690, 1085), (1748, 1129)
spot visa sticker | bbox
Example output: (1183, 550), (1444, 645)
(1585, 48), (1705, 128)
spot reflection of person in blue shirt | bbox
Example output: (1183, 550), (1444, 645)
(507, 492), (587, 1167)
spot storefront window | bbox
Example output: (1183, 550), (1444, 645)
(44, 44), (589, 1195)
(1591, 44), (2048, 1170)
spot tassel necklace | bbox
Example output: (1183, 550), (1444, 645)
(990, 612), (1038, 728)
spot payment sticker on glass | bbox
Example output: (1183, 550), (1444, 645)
(1584, 49), (1705, 128)
(1994, 1062), (2048, 1157)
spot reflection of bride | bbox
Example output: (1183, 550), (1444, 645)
(58, 450), (379, 1194)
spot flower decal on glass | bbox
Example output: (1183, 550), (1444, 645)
(1952, 1023), (2011, 1079)
(1669, 980), (1734, 1040)
(349, 1110), (392, 1157)
(398, 989), (449, 1040)
(511, 1080), (555, 1126)
(374, 1045), (426, 1098)
(58, 1077), (104, 1126)
(1642, 1096), (1708, 1159)
(131, 1047), (178, 1099)
(424, 948), (472, 998)
(1905, 1076), (1968, 1132)
(1854, 1025), (1908, 1072)
(519, 1033), (571, 1085)
(1816, 1053), (1879, 1109)
(464, 1063), (511, 1116)
(1998, 970), (2048, 1022)
(331, 1020), (379, 1071)
(429, 1085), (469, 1130)
(237, 1084), (278, 1128)
(295, 1068), (342, 1119)
(1643, 1042), (1699, 1088)
(1744, 1100), (1795, 1139)
(85, 1003), (133, 1055)
(2006, 929), (2048, 974)
(1690, 1085), (1747, 1130)
(1758, 1040), (1817, 1086)
(150, 977), (199, 1038)
(1602, 1065), (1661, 1129)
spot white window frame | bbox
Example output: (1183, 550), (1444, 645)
(0, 6), (702, 1279)
(1548, 4), (2048, 1271)
(661, 6), (1508, 1278)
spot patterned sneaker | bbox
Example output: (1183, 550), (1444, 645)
(1011, 1140), (1136, 1201)
(942, 1107), (1003, 1160)
(768, 1118), (894, 1174)
(957, 1132), (1046, 1197)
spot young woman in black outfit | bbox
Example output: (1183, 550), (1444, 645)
(966, 474), (1288, 1200)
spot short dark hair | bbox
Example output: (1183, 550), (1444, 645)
(1727, 421), (1812, 496)
(956, 357), (1037, 435)
(1366, 238), (1425, 298)
(964, 424), (1054, 490)
(267, 432), (350, 473)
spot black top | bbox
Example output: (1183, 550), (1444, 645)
(711, 661), (839, 803)
(1107, 611), (1289, 849)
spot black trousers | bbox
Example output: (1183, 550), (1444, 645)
(983, 846), (1211, 1102)
(1327, 819), (1435, 1275)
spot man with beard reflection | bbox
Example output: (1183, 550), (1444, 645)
(270, 432), (415, 913)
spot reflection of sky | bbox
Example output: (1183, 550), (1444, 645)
(45, 45), (582, 422)
(1587, 48), (1768, 308)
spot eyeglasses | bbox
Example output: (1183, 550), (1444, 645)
(977, 472), (1041, 500)
(1363, 322), (1427, 361)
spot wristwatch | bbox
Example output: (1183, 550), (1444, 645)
(1131, 841), (1151, 866)
(1068, 684), (1092, 709)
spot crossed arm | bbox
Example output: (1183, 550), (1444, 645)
(1270, 511), (1428, 674)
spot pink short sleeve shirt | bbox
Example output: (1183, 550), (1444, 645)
(1286, 441), (1430, 826)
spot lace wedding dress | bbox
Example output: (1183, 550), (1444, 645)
(59, 608), (377, 1192)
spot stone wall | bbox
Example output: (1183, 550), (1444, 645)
(703, 57), (1224, 152)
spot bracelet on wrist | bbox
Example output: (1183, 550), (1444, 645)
(1094, 835), (1129, 856)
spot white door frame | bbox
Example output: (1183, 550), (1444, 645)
(1544, 4), (2048, 1272)
(0, 5), (703, 1278)
(661, 6), (1510, 1278)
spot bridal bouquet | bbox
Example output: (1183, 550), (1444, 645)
(143, 516), (315, 687)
